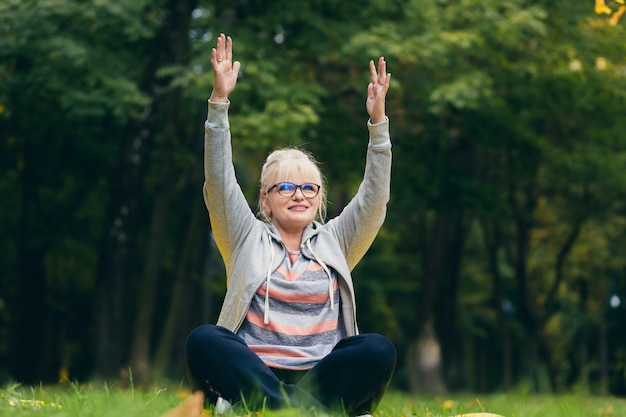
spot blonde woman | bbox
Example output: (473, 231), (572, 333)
(185, 33), (395, 417)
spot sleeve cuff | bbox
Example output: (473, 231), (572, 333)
(367, 116), (391, 148)
(207, 99), (230, 128)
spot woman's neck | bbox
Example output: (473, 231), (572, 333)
(275, 227), (304, 252)
(271, 219), (313, 251)
(281, 233), (303, 252)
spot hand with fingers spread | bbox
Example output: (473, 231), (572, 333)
(366, 57), (391, 124)
(209, 33), (241, 103)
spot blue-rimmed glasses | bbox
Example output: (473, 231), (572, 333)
(267, 182), (321, 198)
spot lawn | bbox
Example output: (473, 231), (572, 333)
(1, 382), (625, 417)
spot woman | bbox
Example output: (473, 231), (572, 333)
(185, 33), (395, 417)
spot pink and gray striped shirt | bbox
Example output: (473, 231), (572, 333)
(237, 249), (343, 370)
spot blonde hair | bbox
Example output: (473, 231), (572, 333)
(257, 148), (327, 223)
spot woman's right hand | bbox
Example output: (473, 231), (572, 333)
(209, 34), (241, 103)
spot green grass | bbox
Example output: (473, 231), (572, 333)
(1, 382), (626, 417)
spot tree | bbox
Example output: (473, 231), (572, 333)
(0, 0), (153, 383)
(342, 0), (626, 392)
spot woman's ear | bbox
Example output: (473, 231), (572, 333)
(261, 194), (271, 218)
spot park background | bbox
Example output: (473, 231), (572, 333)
(2, 0), (626, 399)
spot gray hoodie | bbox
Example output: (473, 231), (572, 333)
(203, 100), (392, 337)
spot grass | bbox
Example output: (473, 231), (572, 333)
(1, 382), (626, 417)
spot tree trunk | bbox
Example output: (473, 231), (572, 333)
(509, 187), (545, 391)
(481, 220), (512, 389)
(128, 0), (198, 384)
(414, 216), (448, 336)
(407, 214), (461, 393)
(598, 279), (609, 395)
(153, 192), (205, 378)
(93, 122), (149, 378)
(433, 215), (467, 390)
(93, 0), (198, 379)
(10, 135), (48, 383)
(406, 322), (447, 394)
(129, 165), (172, 385)
(12, 213), (46, 382)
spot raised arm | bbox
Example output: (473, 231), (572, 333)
(327, 57), (392, 269)
(366, 57), (391, 124)
(203, 35), (255, 267)
(209, 33), (241, 103)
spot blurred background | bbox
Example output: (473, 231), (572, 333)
(2, 0), (626, 396)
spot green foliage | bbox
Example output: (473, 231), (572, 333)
(340, 0), (626, 393)
(0, 0), (155, 122)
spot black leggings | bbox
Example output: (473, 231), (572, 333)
(185, 325), (396, 416)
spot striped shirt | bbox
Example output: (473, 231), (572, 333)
(237, 249), (343, 370)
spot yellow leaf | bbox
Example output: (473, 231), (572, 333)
(442, 399), (457, 410)
(451, 414), (505, 417)
(610, 5), (626, 25)
(596, 0), (612, 14)
(7, 399), (62, 409)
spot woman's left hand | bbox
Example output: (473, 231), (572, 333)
(366, 57), (391, 124)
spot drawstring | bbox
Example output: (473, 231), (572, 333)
(306, 240), (335, 311)
(264, 236), (275, 324)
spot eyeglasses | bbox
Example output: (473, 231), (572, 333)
(267, 182), (321, 198)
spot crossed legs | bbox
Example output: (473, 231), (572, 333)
(185, 325), (396, 416)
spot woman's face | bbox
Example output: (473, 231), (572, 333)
(262, 172), (321, 234)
